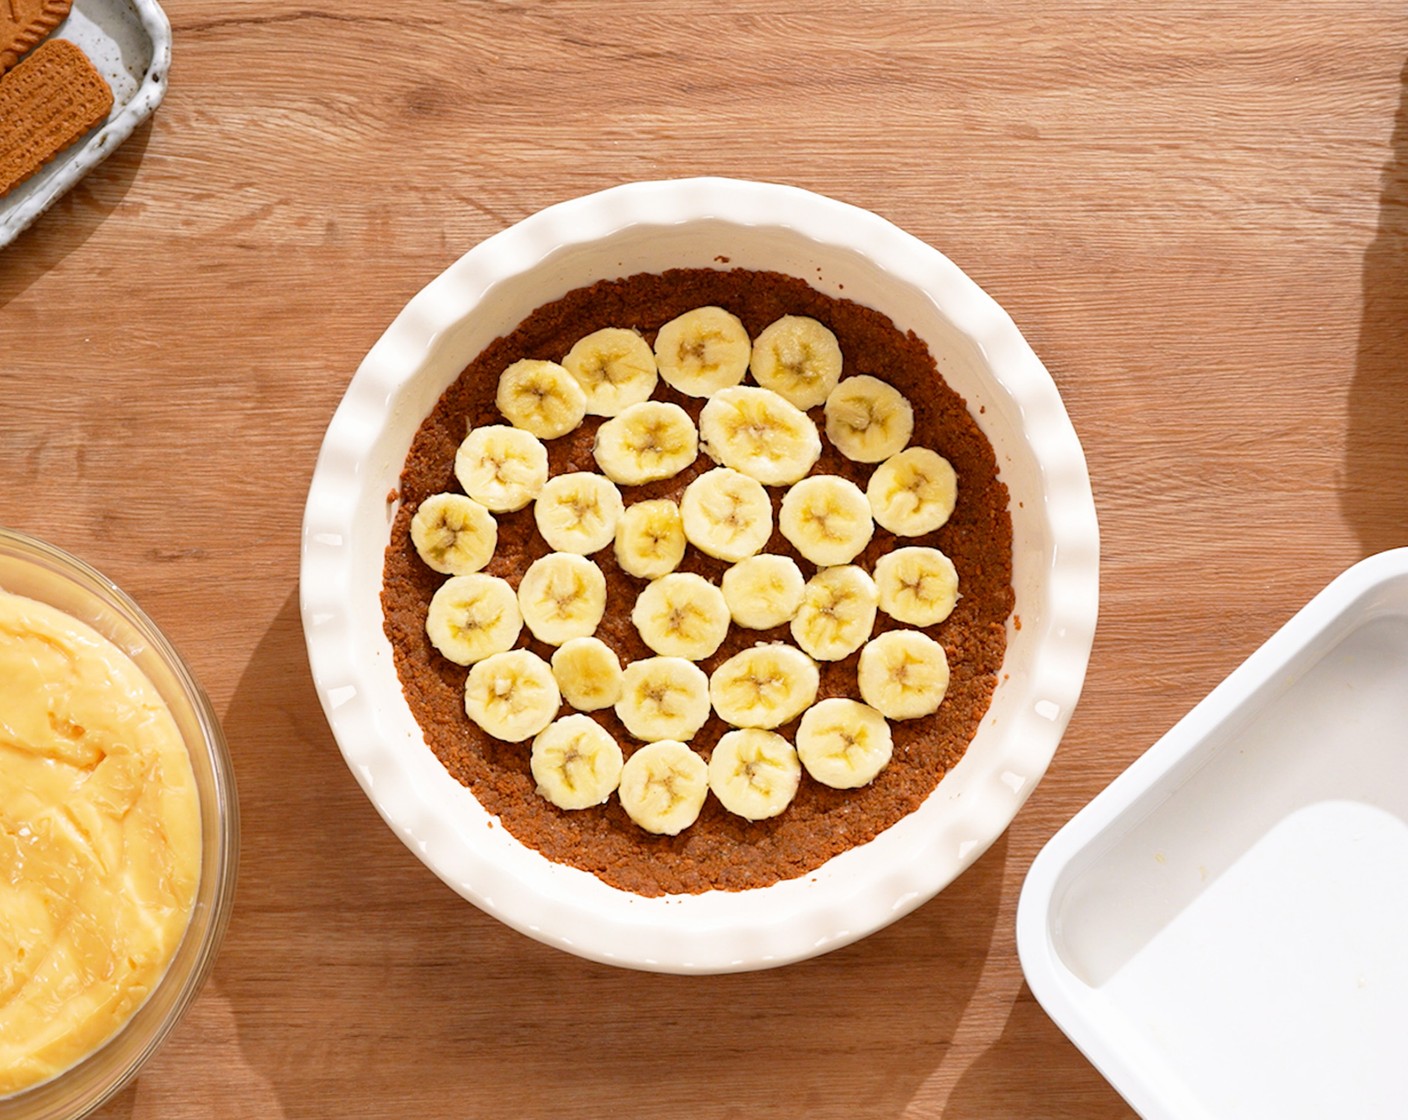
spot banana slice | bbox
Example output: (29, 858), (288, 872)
(614, 499), (687, 579)
(680, 467), (774, 563)
(721, 553), (805, 630)
(530, 714), (624, 809)
(790, 564), (878, 661)
(550, 636), (624, 712)
(653, 306), (751, 397)
(454, 425), (549, 513)
(707, 728), (801, 821)
(496, 358), (588, 439)
(593, 400), (699, 485)
(615, 657), (711, 742)
(709, 643), (819, 729)
(424, 573), (522, 666)
(698, 386), (821, 486)
(867, 447), (958, 536)
(796, 698), (893, 788)
(749, 315), (843, 410)
(409, 492), (497, 575)
(857, 629), (950, 720)
(518, 552), (607, 645)
(823, 375), (914, 463)
(533, 471), (625, 555)
(562, 327), (658, 416)
(463, 649), (561, 742)
(631, 572), (731, 661)
(618, 739), (709, 835)
(778, 475), (875, 566)
(874, 546), (959, 626)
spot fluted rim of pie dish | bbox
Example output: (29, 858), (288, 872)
(299, 177), (1099, 974)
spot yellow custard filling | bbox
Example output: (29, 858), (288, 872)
(0, 592), (199, 1096)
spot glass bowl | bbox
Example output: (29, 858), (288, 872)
(0, 526), (239, 1118)
(301, 177), (1099, 974)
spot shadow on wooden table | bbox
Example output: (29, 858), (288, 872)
(1344, 55), (1408, 555)
(182, 589), (1009, 1119)
(0, 120), (151, 306)
(941, 985), (1135, 1120)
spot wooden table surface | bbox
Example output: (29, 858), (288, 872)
(4, 2), (1407, 1116)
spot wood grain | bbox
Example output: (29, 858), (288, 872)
(4, 2), (1407, 1115)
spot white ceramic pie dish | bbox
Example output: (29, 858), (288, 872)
(1018, 548), (1408, 1119)
(300, 177), (1099, 973)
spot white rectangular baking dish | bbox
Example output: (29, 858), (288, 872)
(0, 0), (170, 248)
(1017, 548), (1408, 1119)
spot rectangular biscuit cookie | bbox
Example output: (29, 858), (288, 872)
(1, 0), (74, 73)
(0, 37), (114, 197)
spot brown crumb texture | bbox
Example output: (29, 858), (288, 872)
(381, 268), (1014, 896)
(0, 37), (112, 196)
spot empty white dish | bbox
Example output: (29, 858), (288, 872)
(1018, 548), (1408, 1119)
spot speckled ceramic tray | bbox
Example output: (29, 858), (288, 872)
(0, 0), (169, 249)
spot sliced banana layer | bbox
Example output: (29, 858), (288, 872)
(615, 656), (711, 742)
(410, 492), (497, 575)
(779, 475), (875, 567)
(680, 467), (773, 563)
(454, 425), (549, 513)
(551, 636), (624, 712)
(530, 714), (624, 810)
(562, 327), (658, 416)
(518, 552), (607, 645)
(463, 649), (561, 743)
(698, 386), (822, 486)
(857, 629), (950, 720)
(425, 573), (522, 666)
(867, 447), (958, 536)
(707, 728), (801, 821)
(614, 498), (687, 579)
(593, 400), (699, 485)
(534, 471), (624, 555)
(631, 572), (730, 661)
(795, 697), (893, 789)
(790, 564), (878, 661)
(721, 553), (805, 630)
(618, 739), (709, 835)
(750, 315), (843, 411)
(653, 306), (751, 397)
(424, 301), (974, 826)
(874, 546), (959, 627)
(824, 375), (914, 463)
(496, 358), (588, 439)
(709, 643), (819, 729)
